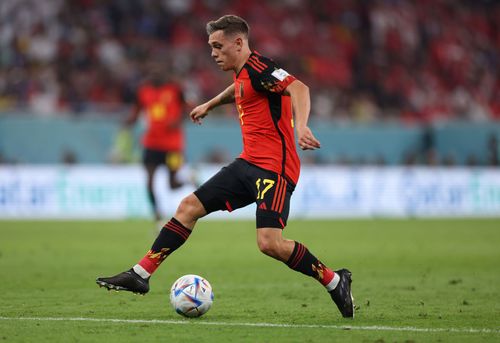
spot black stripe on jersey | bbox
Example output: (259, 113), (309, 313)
(244, 53), (270, 74)
(267, 93), (287, 177)
(245, 55), (288, 177)
(249, 55), (268, 70)
(247, 60), (265, 73)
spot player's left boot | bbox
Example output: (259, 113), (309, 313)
(96, 269), (150, 295)
(329, 268), (354, 318)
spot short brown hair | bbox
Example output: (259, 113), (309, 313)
(206, 15), (249, 38)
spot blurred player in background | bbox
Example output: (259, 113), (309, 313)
(97, 15), (354, 318)
(124, 64), (186, 222)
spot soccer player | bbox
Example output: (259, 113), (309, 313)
(124, 64), (186, 222)
(97, 15), (354, 318)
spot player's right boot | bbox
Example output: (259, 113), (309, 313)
(329, 268), (354, 318)
(96, 269), (150, 295)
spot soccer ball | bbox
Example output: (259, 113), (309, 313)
(170, 274), (214, 317)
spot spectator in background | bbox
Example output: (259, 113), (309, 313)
(0, 0), (498, 123)
(123, 63), (187, 222)
(61, 150), (77, 165)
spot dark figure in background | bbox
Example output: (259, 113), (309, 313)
(124, 66), (186, 222)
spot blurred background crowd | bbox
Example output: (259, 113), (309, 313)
(0, 0), (499, 123)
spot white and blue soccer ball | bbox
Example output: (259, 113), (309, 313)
(170, 274), (214, 317)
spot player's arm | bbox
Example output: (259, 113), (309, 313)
(284, 80), (321, 150)
(190, 83), (235, 125)
(123, 99), (142, 128)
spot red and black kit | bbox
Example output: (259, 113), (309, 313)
(195, 52), (300, 229)
(235, 51), (300, 185)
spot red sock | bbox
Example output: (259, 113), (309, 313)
(137, 217), (191, 275)
(319, 265), (334, 286)
(138, 249), (168, 275)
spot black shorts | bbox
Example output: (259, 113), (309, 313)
(143, 148), (183, 171)
(194, 158), (295, 229)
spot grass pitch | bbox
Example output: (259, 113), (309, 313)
(0, 219), (499, 342)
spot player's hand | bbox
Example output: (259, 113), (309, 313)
(190, 103), (210, 125)
(297, 126), (321, 150)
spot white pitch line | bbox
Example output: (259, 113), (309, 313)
(0, 316), (498, 334)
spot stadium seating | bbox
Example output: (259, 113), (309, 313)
(0, 0), (498, 121)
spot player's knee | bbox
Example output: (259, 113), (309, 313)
(176, 194), (206, 221)
(257, 237), (281, 259)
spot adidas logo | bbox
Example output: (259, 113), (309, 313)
(258, 202), (267, 210)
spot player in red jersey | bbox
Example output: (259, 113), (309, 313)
(97, 15), (354, 318)
(124, 66), (185, 222)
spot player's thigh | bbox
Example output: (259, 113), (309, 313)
(250, 170), (294, 229)
(194, 159), (254, 214)
(143, 149), (163, 183)
(143, 148), (165, 167)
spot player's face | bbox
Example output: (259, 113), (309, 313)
(208, 30), (239, 71)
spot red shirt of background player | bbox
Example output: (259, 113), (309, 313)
(137, 83), (184, 152)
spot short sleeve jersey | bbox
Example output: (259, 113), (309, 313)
(137, 83), (184, 151)
(233, 51), (300, 185)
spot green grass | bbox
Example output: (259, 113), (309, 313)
(0, 219), (499, 342)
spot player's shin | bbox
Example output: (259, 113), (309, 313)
(285, 241), (339, 291)
(133, 217), (192, 279)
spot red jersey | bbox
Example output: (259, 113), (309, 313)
(137, 83), (184, 151)
(234, 52), (300, 185)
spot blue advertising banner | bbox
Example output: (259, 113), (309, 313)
(1, 165), (499, 219)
